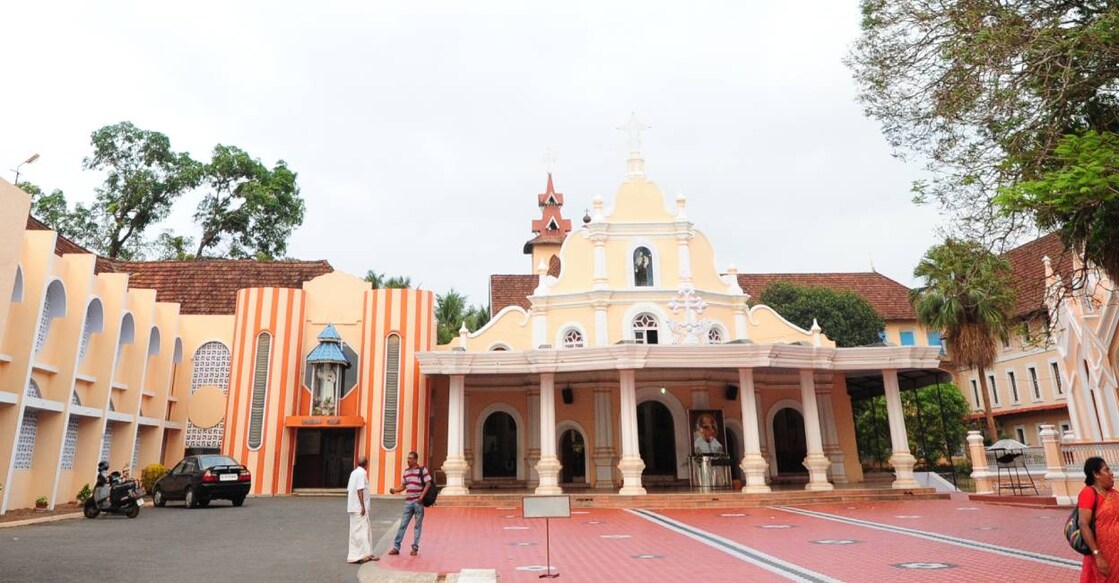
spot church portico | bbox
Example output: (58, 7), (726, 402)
(419, 343), (944, 497)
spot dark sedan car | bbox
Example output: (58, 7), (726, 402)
(153, 455), (251, 508)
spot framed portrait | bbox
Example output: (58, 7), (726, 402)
(689, 409), (726, 455)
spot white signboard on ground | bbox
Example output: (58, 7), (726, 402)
(523, 495), (571, 519)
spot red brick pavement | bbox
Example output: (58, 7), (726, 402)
(375, 501), (1082, 582)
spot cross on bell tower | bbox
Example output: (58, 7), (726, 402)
(617, 112), (650, 180)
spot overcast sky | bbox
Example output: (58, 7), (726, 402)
(2, 1), (945, 307)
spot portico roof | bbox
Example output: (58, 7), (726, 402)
(417, 343), (945, 380)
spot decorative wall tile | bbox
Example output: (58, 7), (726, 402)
(61, 418), (79, 470)
(185, 342), (231, 449)
(14, 411), (38, 470)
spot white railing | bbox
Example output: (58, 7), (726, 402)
(1062, 442), (1119, 474)
(985, 447), (1047, 473)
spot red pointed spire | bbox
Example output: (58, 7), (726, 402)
(525, 173), (573, 254)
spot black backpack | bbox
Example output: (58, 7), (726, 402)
(419, 467), (440, 507)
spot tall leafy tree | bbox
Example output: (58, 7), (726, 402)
(83, 122), (200, 259)
(192, 145), (304, 259)
(364, 271), (413, 289)
(847, 1), (1119, 266)
(854, 383), (970, 470)
(759, 282), (885, 347)
(17, 182), (99, 248)
(464, 304), (491, 332)
(910, 239), (1016, 440)
(435, 289), (468, 345)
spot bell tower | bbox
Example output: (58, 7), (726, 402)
(523, 173), (572, 276)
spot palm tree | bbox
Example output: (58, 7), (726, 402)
(910, 239), (1016, 441)
(364, 270), (412, 289)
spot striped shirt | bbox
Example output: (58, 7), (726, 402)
(402, 466), (431, 502)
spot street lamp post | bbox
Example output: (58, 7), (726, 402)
(12, 153), (40, 185)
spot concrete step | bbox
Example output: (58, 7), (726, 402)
(434, 487), (946, 509)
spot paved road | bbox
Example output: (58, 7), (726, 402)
(0, 496), (403, 583)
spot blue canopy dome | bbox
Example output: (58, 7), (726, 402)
(307, 323), (349, 366)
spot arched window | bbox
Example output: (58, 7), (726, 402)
(562, 328), (585, 349)
(707, 326), (724, 344)
(633, 313), (659, 345)
(382, 334), (402, 450)
(34, 280), (66, 355)
(489, 344), (510, 351)
(633, 247), (654, 287)
(246, 332), (272, 450)
(79, 299), (105, 362)
(11, 265), (23, 303)
(547, 255), (561, 278)
(115, 313), (136, 372)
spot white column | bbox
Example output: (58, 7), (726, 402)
(593, 386), (617, 489)
(817, 393), (848, 484)
(593, 301), (609, 347)
(532, 309), (548, 349)
(442, 374), (469, 495)
(738, 368), (770, 493)
(799, 369), (833, 491)
(617, 369), (646, 495)
(535, 374), (562, 494)
(526, 389), (540, 485)
(882, 369), (918, 489)
(676, 233), (692, 284)
(733, 305), (749, 341)
(593, 236), (608, 290)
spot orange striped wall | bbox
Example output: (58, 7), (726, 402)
(362, 289), (433, 494)
(222, 288), (306, 496)
(222, 286), (432, 496)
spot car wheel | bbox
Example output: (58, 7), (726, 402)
(153, 488), (166, 508)
(125, 503), (140, 519)
(231, 496), (245, 507)
(184, 487), (196, 509)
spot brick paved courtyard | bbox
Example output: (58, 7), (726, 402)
(373, 496), (1082, 582)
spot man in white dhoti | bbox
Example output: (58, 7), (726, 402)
(346, 456), (378, 564)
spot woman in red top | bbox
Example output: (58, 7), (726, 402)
(1081, 456), (1118, 582)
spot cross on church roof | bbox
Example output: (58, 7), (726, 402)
(617, 112), (650, 152)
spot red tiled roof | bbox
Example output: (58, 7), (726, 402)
(113, 260), (333, 315)
(490, 274), (537, 315)
(968, 402), (1067, 420)
(737, 272), (916, 320)
(1001, 232), (1073, 318)
(25, 216), (116, 274)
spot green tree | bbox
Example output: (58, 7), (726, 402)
(854, 383), (970, 470)
(192, 145), (304, 259)
(464, 304), (491, 332)
(435, 289), (468, 345)
(847, 1), (1119, 258)
(364, 271), (413, 289)
(997, 130), (1119, 282)
(154, 230), (196, 260)
(17, 181), (99, 248)
(758, 282), (885, 347)
(910, 239), (1016, 440)
(83, 122), (200, 259)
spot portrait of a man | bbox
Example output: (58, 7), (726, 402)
(690, 410), (725, 455)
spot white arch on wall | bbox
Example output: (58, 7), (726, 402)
(147, 326), (161, 357)
(621, 302), (670, 343)
(173, 337), (183, 365)
(114, 312), (135, 370)
(486, 342), (512, 351)
(554, 321), (588, 349)
(473, 403), (526, 481)
(635, 386), (690, 479)
(34, 278), (67, 355)
(79, 297), (105, 362)
(11, 264), (23, 302)
(765, 398), (804, 478)
(555, 419), (591, 484)
(626, 239), (661, 288)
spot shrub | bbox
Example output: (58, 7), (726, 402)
(35, 496), (48, 506)
(76, 483), (92, 504)
(141, 463), (169, 492)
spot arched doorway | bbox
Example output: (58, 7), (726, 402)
(725, 427), (744, 484)
(637, 401), (676, 476)
(559, 429), (586, 484)
(773, 408), (807, 475)
(482, 412), (517, 478)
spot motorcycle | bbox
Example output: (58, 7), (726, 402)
(84, 471), (144, 519)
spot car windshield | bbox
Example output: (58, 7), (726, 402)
(198, 455), (241, 469)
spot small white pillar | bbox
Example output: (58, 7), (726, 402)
(799, 370), (833, 491)
(535, 374), (563, 494)
(442, 374), (469, 495)
(738, 368), (770, 493)
(882, 369), (918, 489)
(617, 369), (646, 495)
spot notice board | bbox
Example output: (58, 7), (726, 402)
(522, 495), (571, 519)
